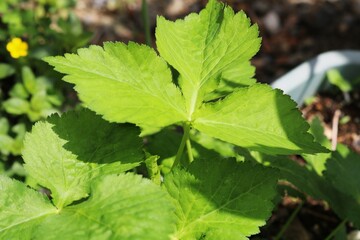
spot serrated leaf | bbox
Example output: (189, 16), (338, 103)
(156, 0), (260, 116)
(0, 176), (57, 239)
(36, 174), (176, 240)
(0, 174), (176, 240)
(193, 84), (328, 155)
(164, 158), (278, 239)
(204, 61), (256, 101)
(302, 117), (332, 175)
(23, 110), (143, 208)
(44, 42), (187, 130)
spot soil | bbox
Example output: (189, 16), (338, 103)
(75, 0), (360, 83)
(303, 90), (360, 154)
(73, 0), (360, 238)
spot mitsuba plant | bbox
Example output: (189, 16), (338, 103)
(0, 1), (328, 239)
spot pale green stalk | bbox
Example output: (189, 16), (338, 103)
(172, 124), (191, 170)
(186, 137), (194, 163)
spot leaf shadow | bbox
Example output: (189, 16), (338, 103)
(47, 109), (143, 165)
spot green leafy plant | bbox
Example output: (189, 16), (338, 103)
(256, 117), (360, 237)
(0, 0), (331, 239)
(0, 0), (91, 169)
(326, 68), (360, 103)
(327, 69), (353, 93)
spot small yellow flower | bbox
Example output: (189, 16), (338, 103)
(6, 38), (28, 59)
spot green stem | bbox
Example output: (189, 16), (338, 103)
(324, 219), (347, 240)
(186, 137), (194, 164)
(145, 154), (161, 185)
(141, 0), (151, 46)
(274, 202), (303, 240)
(172, 124), (191, 170)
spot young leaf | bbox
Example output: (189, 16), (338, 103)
(156, 0), (260, 116)
(0, 174), (176, 239)
(23, 110), (143, 208)
(327, 69), (352, 93)
(0, 176), (57, 239)
(44, 42), (187, 130)
(193, 84), (328, 155)
(164, 158), (278, 239)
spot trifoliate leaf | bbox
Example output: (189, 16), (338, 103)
(164, 158), (278, 239)
(156, 0), (260, 116)
(0, 175), (57, 239)
(44, 42), (187, 130)
(0, 174), (176, 239)
(23, 110), (143, 208)
(193, 84), (328, 155)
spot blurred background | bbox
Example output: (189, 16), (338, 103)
(75, 0), (360, 83)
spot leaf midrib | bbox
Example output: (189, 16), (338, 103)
(194, 119), (305, 147)
(0, 209), (58, 233)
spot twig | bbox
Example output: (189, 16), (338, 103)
(331, 110), (341, 150)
